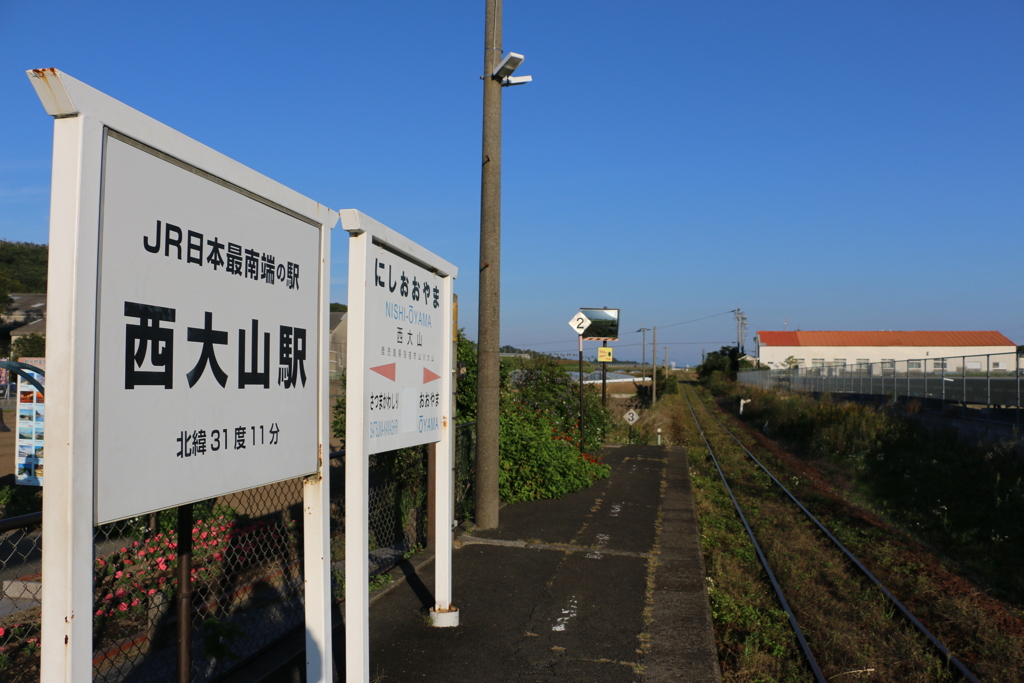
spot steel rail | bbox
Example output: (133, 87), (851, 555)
(690, 387), (980, 683)
(682, 386), (827, 683)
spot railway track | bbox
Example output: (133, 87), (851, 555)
(680, 383), (979, 682)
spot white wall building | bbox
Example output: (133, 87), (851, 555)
(755, 331), (1018, 372)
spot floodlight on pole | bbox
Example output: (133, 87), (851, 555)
(492, 52), (524, 79)
(491, 51), (533, 87)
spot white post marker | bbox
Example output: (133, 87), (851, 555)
(28, 69), (337, 683)
(624, 409), (639, 425)
(341, 211), (459, 683)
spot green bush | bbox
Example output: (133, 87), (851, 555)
(498, 358), (611, 503)
(331, 370), (346, 446)
(328, 337), (612, 510)
(455, 329), (479, 423)
(499, 404), (609, 503)
(635, 367), (679, 406)
(0, 485), (42, 519)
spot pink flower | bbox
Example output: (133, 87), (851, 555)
(0, 627), (5, 636)
(120, 547), (128, 553)
(157, 563), (168, 571)
(115, 571), (123, 579)
(96, 559), (106, 566)
(213, 552), (223, 562)
(95, 610), (104, 617)
(115, 588), (126, 598)
(200, 531), (209, 539)
(130, 598), (140, 607)
(118, 603), (128, 612)
(104, 593), (113, 601)
(147, 589), (157, 596)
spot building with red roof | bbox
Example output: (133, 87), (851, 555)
(755, 330), (1017, 372)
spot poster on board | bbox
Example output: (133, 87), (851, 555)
(15, 357), (45, 486)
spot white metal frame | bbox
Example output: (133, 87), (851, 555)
(341, 209), (459, 683)
(28, 69), (337, 683)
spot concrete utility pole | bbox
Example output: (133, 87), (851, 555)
(734, 307), (747, 355)
(475, 0), (503, 530)
(652, 327), (657, 404)
(637, 327), (649, 395)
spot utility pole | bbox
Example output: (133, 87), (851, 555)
(652, 326), (657, 404)
(664, 346), (668, 372)
(638, 327), (649, 396)
(473, 4), (532, 530)
(734, 307), (747, 355)
(475, 0), (503, 530)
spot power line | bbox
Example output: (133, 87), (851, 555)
(508, 309), (736, 348)
(531, 341), (732, 356)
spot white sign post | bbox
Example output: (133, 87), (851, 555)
(341, 210), (458, 682)
(29, 69), (337, 683)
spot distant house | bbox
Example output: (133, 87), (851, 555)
(10, 316), (46, 341)
(3, 293), (46, 327)
(329, 312), (347, 376)
(4, 293), (47, 344)
(755, 331), (1017, 372)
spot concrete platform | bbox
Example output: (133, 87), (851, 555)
(244, 444), (720, 682)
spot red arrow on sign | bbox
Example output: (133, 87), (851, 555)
(370, 363), (396, 381)
(423, 367), (440, 383)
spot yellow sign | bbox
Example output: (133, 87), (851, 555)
(598, 347), (613, 363)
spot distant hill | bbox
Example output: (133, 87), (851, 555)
(0, 241), (48, 293)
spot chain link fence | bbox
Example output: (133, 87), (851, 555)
(0, 422), (477, 682)
(0, 512), (42, 680)
(739, 351), (1023, 425)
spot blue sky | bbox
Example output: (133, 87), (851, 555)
(2, 1), (1021, 365)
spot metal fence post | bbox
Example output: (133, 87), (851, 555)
(963, 356), (967, 408)
(987, 354), (992, 411)
(941, 357), (946, 405)
(177, 503), (194, 683)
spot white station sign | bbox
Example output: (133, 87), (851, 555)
(93, 134), (323, 523)
(362, 244), (447, 453)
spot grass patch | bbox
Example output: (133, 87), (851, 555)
(691, 379), (1024, 680)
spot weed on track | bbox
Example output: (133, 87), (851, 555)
(663, 381), (1023, 682)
